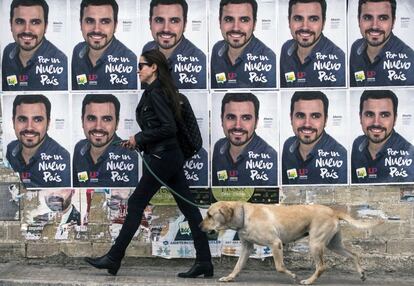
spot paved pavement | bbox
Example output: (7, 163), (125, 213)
(0, 258), (413, 286)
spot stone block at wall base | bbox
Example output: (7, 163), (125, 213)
(0, 243), (25, 262)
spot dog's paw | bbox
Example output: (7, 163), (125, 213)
(300, 279), (313, 285)
(360, 271), (366, 281)
(219, 276), (235, 282)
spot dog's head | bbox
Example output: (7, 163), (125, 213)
(200, 201), (243, 233)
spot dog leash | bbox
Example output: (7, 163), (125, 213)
(112, 140), (209, 209)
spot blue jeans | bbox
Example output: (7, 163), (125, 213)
(108, 148), (211, 262)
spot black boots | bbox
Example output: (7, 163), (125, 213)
(177, 261), (214, 278)
(84, 254), (121, 276)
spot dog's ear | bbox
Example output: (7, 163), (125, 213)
(219, 205), (233, 222)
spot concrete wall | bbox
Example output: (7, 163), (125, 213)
(1, 169), (413, 272)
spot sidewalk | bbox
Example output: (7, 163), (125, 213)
(0, 257), (413, 286)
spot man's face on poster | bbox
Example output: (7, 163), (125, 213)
(220, 3), (255, 49)
(107, 189), (129, 210)
(150, 4), (185, 50)
(360, 98), (396, 144)
(82, 102), (118, 148)
(13, 103), (49, 149)
(222, 101), (257, 147)
(289, 2), (324, 48)
(359, 1), (394, 47)
(44, 189), (74, 212)
(81, 5), (117, 51)
(291, 99), (326, 145)
(11, 5), (47, 52)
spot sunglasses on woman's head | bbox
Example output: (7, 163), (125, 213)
(138, 62), (151, 70)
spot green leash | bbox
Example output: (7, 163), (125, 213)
(112, 140), (209, 209)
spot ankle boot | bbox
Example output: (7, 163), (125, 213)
(177, 261), (214, 278)
(84, 254), (121, 276)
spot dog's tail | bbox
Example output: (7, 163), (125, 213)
(336, 211), (384, 229)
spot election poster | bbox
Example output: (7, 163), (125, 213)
(0, 0), (69, 91)
(209, 0), (278, 89)
(348, 0), (414, 87)
(350, 88), (414, 184)
(70, 0), (138, 90)
(280, 90), (349, 185)
(83, 188), (154, 242)
(22, 189), (84, 240)
(211, 91), (279, 187)
(151, 206), (221, 259)
(151, 205), (271, 259)
(2, 93), (72, 189)
(138, 0), (208, 90)
(71, 93), (140, 188)
(278, 0), (347, 88)
(70, 0), (139, 56)
(183, 92), (209, 187)
(0, 183), (20, 221)
(0, 0), (69, 54)
(348, 0), (414, 49)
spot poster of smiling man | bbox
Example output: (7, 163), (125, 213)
(348, 0), (414, 87)
(182, 92), (209, 187)
(138, 0), (207, 90)
(211, 92), (279, 187)
(70, 0), (138, 90)
(1, 0), (68, 91)
(350, 89), (414, 184)
(2, 93), (71, 189)
(71, 93), (140, 188)
(278, 0), (347, 88)
(209, 0), (277, 89)
(104, 189), (154, 242)
(280, 90), (348, 185)
(22, 189), (83, 240)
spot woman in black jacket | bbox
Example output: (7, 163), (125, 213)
(85, 49), (213, 278)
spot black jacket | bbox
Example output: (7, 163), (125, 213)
(135, 79), (179, 153)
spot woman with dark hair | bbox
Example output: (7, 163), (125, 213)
(85, 49), (213, 278)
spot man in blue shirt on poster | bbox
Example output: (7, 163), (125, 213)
(211, 0), (276, 89)
(352, 90), (414, 183)
(142, 0), (206, 89)
(6, 94), (71, 188)
(72, 0), (137, 90)
(73, 94), (139, 188)
(280, 0), (345, 88)
(212, 92), (278, 186)
(282, 91), (347, 185)
(2, 0), (68, 91)
(183, 147), (208, 187)
(350, 0), (414, 86)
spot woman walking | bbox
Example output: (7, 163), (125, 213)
(85, 49), (213, 278)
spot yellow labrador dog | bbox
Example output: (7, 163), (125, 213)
(200, 201), (382, 285)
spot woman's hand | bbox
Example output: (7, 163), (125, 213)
(121, 136), (137, 150)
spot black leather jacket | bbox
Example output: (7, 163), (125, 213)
(134, 79), (179, 154)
